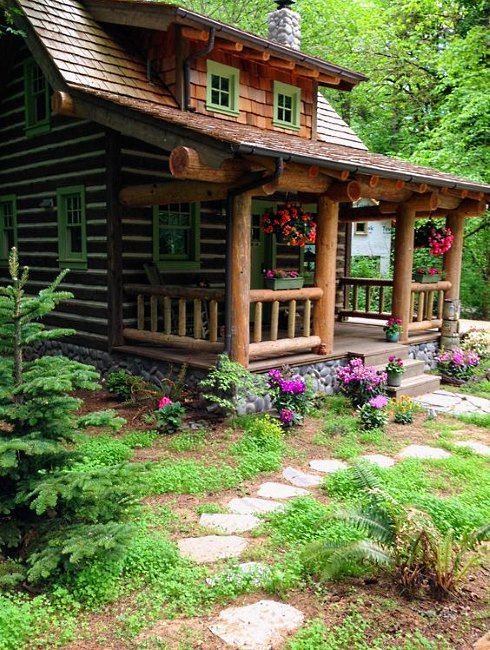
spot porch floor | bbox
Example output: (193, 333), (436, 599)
(114, 322), (440, 372)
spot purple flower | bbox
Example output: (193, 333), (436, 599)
(368, 395), (388, 409)
(467, 351), (480, 366)
(279, 408), (295, 424)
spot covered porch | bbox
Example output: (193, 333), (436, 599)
(108, 144), (486, 372)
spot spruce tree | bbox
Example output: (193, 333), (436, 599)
(0, 249), (138, 584)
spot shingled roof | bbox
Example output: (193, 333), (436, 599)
(10, 0), (490, 195)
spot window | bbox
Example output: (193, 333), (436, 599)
(57, 186), (87, 269)
(206, 61), (240, 116)
(0, 195), (17, 263)
(24, 60), (50, 136)
(273, 81), (300, 130)
(153, 203), (200, 270)
(355, 222), (368, 235)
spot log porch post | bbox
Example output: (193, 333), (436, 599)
(392, 204), (417, 343)
(442, 212), (465, 301)
(229, 191), (252, 366)
(313, 195), (339, 354)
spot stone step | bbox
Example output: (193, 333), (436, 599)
(178, 535), (248, 564)
(386, 374), (441, 398)
(374, 358), (426, 380)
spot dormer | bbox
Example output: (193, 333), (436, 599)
(84, 0), (367, 142)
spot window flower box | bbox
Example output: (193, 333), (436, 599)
(413, 272), (441, 284)
(265, 276), (304, 291)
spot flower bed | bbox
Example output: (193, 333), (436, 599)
(436, 347), (480, 383)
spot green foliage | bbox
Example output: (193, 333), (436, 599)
(199, 354), (268, 413)
(74, 435), (133, 467)
(0, 250), (138, 584)
(120, 430), (158, 448)
(454, 411), (490, 428)
(77, 409), (126, 431)
(155, 401), (185, 433)
(308, 463), (488, 596)
(358, 403), (389, 430)
(105, 369), (155, 403)
(168, 429), (206, 452)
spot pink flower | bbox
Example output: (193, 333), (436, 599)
(158, 396), (173, 409)
(279, 408), (295, 425)
(369, 395), (388, 409)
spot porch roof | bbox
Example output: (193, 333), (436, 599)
(75, 86), (490, 195)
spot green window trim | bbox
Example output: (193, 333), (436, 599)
(24, 59), (50, 137)
(153, 203), (200, 271)
(273, 81), (301, 131)
(0, 195), (18, 264)
(206, 60), (240, 116)
(57, 186), (87, 270)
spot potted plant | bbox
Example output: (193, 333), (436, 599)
(261, 203), (316, 247)
(264, 269), (304, 290)
(383, 317), (402, 342)
(413, 266), (442, 283)
(414, 220), (454, 256)
(385, 355), (405, 387)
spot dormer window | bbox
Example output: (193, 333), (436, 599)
(273, 81), (300, 130)
(24, 60), (50, 137)
(206, 61), (240, 116)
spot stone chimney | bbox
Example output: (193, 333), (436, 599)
(268, 0), (301, 50)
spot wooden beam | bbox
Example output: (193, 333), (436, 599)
(406, 182), (429, 194)
(358, 181), (413, 203)
(269, 57), (296, 70)
(325, 181), (361, 203)
(123, 328), (224, 352)
(106, 129), (124, 350)
(437, 194), (462, 210)
(294, 66), (320, 79)
(119, 180), (236, 206)
(230, 191), (252, 366)
(263, 164), (332, 193)
(249, 336), (322, 360)
(319, 167), (350, 182)
(443, 213), (465, 301)
(318, 74), (341, 85)
(181, 26), (209, 41)
(355, 174), (380, 188)
(249, 287), (323, 303)
(454, 198), (487, 217)
(340, 206), (396, 222)
(169, 146), (250, 183)
(216, 40), (244, 52)
(313, 195), (339, 354)
(51, 90), (77, 117)
(243, 49), (271, 62)
(392, 204), (416, 343)
(406, 191), (439, 212)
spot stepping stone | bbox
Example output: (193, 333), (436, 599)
(309, 459), (348, 473)
(209, 599), (304, 649)
(398, 444), (451, 460)
(282, 466), (323, 488)
(199, 513), (260, 534)
(178, 535), (248, 564)
(257, 482), (310, 500)
(454, 440), (490, 456)
(207, 562), (270, 588)
(360, 453), (396, 468)
(227, 497), (285, 516)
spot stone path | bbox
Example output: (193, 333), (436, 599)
(257, 482), (310, 500)
(397, 444), (452, 460)
(454, 440), (490, 456)
(209, 600), (304, 649)
(360, 453), (396, 468)
(178, 535), (248, 564)
(416, 389), (490, 416)
(227, 496), (285, 515)
(199, 513), (260, 534)
(282, 466), (323, 487)
(309, 458), (348, 473)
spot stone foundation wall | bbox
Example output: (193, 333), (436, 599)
(408, 341), (440, 371)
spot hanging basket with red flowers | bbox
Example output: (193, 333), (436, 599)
(261, 203), (316, 247)
(414, 219), (454, 256)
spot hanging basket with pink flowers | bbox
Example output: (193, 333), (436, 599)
(261, 202), (316, 247)
(414, 219), (454, 256)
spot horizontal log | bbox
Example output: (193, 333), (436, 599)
(295, 65), (320, 79)
(243, 49), (271, 62)
(406, 192), (439, 212)
(119, 180), (236, 206)
(406, 182), (429, 194)
(269, 57), (295, 70)
(124, 284), (225, 301)
(339, 277), (393, 287)
(358, 182), (413, 203)
(318, 73), (341, 85)
(169, 146), (250, 183)
(249, 287), (323, 303)
(355, 174), (380, 188)
(263, 164), (332, 193)
(407, 319), (442, 332)
(216, 40), (244, 52)
(340, 206), (396, 222)
(123, 328), (224, 352)
(51, 90), (77, 117)
(436, 194), (462, 210)
(338, 310), (391, 320)
(181, 26), (209, 41)
(410, 280), (451, 292)
(454, 198), (487, 217)
(325, 180), (361, 203)
(249, 335), (321, 360)
(319, 167), (350, 181)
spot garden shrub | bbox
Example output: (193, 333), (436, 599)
(120, 430), (158, 448)
(358, 395), (389, 430)
(169, 429), (206, 452)
(74, 435), (133, 467)
(337, 358), (387, 407)
(154, 396), (185, 433)
(267, 368), (311, 426)
(0, 249), (139, 584)
(106, 369), (155, 403)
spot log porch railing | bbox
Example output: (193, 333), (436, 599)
(407, 280), (451, 333)
(123, 284), (225, 352)
(339, 277), (393, 320)
(249, 287), (323, 360)
(339, 276), (451, 333)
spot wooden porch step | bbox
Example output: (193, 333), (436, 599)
(374, 359), (426, 380)
(349, 344), (409, 367)
(386, 374), (441, 398)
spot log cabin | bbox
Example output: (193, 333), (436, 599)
(0, 0), (489, 398)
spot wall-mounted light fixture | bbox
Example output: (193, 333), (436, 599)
(39, 198), (54, 209)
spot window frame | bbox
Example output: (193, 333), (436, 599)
(0, 195), (18, 265)
(206, 61), (240, 116)
(152, 203), (201, 271)
(24, 59), (50, 137)
(354, 222), (368, 235)
(57, 185), (87, 270)
(273, 81), (301, 131)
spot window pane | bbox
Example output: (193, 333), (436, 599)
(62, 193), (83, 257)
(69, 226), (82, 254)
(157, 203), (193, 259)
(159, 229), (188, 256)
(210, 73), (231, 108)
(34, 93), (47, 123)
